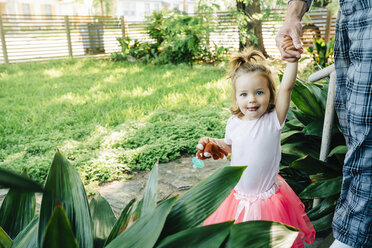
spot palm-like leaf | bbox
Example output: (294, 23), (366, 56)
(157, 221), (233, 248)
(38, 151), (93, 248)
(89, 194), (117, 248)
(0, 170), (36, 239)
(106, 196), (177, 248)
(160, 166), (245, 238)
(141, 163), (158, 217)
(299, 176), (342, 199)
(104, 199), (136, 246)
(0, 226), (12, 248)
(224, 221), (299, 248)
(11, 217), (38, 248)
(42, 204), (78, 248)
(0, 168), (43, 193)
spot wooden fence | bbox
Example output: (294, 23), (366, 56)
(0, 8), (336, 64)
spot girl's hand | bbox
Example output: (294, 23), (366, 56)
(281, 36), (303, 54)
(197, 137), (217, 150)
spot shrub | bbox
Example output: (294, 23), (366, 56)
(0, 152), (299, 247)
(279, 72), (345, 233)
(306, 38), (335, 67)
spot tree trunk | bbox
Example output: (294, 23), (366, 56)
(236, 1), (269, 57)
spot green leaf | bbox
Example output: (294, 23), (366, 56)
(89, 194), (117, 248)
(299, 177), (342, 199)
(280, 130), (302, 143)
(141, 163), (158, 217)
(292, 79), (324, 118)
(160, 166), (245, 238)
(0, 226), (12, 248)
(0, 168), (43, 193)
(0, 169), (36, 239)
(42, 204), (78, 248)
(106, 196), (177, 248)
(328, 145), (347, 157)
(290, 155), (330, 175)
(303, 120), (323, 137)
(157, 221), (233, 248)
(281, 142), (319, 159)
(38, 151), (93, 248)
(311, 212), (333, 232)
(225, 221), (299, 248)
(104, 198), (136, 247)
(307, 197), (337, 220)
(0, 188), (35, 239)
(12, 217), (38, 248)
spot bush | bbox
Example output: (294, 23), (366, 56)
(279, 72), (345, 233)
(306, 38), (334, 67)
(0, 152), (299, 247)
(112, 10), (229, 64)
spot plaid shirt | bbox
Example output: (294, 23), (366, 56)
(294, 0), (372, 247)
(332, 1), (372, 247)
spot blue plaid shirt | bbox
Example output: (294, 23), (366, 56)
(291, 0), (372, 247)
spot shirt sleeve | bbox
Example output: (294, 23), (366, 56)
(224, 116), (234, 145)
(288, 0), (312, 12)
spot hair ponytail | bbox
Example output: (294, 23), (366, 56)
(228, 47), (276, 117)
(228, 48), (266, 79)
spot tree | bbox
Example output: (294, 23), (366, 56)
(236, 0), (269, 57)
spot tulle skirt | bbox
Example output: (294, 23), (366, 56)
(203, 175), (315, 248)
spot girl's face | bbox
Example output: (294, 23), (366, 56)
(235, 72), (271, 121)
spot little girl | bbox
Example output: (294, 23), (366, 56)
(197, 37), (315, 248)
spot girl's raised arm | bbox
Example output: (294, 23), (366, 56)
(276, 61), (298, 125)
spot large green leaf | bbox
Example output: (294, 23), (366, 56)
(328, 145), (347, 157)
(307, 197), (337, 220)
(0, 188), (35, 239)
(157, 221), (233, 248)
(303, 120), (323, 137)
(0, 170), (36, 239)
(281, 142), (319, 159)
(290, 155), (337, 175)
(280, 130), (302, 143)
(299, 176), (342, 199)
(225, 221), (299, 248)
(0, 168), (43, 193)
(311, 212), (333, 232)
(106, 196), (177, 248)
(0, 226), (12, 248)
(42, 204), (78, 248)
(38, 151), (93, 248)
(292, 78), (324, 118)
(160, 166), (245, 238)
(89, 194), (117, 248)
(104, 198), (136, 247)
(12, 216), (38, 248)
(141, 163), (158, 217)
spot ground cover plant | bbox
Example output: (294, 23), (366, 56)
(0, 151), (299, 248)
(0, 58), (231, 190)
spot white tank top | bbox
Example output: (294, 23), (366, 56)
(224, 110), (283, 195)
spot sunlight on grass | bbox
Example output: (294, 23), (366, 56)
(0, 58), (229, 189)
(43, 68), (63, 78)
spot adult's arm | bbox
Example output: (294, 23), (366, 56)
(275, 0), (312, 62)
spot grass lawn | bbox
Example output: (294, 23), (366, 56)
(0, 57), (238, 191)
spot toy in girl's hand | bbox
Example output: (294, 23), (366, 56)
(192, 157), (205, 168)
(196, 141), (228, 160)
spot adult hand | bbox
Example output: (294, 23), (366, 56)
(275, 0), (308, 62)
(276, 19), (303, 62)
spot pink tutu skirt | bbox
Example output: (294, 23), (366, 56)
(203, 175), (315, 248)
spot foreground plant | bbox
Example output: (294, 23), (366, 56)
(279, 73), (345, 232)
(0, 151), (299, 247)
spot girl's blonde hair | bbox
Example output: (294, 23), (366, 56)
(228, 48), (276, 118)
